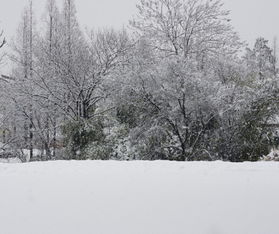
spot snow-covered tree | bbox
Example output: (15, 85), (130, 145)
(111, 0), (243, 161)
(244, 37), (277, 81)
(8, 0), (36, 161)
(131, 0), (242, 60)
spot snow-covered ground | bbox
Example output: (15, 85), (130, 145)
(0, 157), (22, 163)
(0, 161), (279, 234)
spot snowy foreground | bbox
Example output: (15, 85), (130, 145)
(0, 161), (279, 234)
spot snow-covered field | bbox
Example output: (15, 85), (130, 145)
(0, 161), (279, 234)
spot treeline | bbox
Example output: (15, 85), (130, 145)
(0, 0), (278, 162)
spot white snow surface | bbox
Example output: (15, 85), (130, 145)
(0, 161), (279, 234)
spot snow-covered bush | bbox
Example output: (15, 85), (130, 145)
(262, 150), (279, 161)
(62, 120), (106, 160)
(106, 124), (138, 160)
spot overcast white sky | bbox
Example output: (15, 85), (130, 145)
(0, 0), (278, 47)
